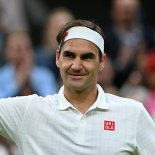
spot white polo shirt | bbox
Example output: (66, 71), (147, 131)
(0, 84), (155, 155)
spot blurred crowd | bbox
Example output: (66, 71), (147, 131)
(0, 0), (155, 154)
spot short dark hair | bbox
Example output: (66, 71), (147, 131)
(56, 19), (105, 60)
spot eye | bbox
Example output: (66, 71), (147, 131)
(63, 51), (75, 59)
(81, 53), (95, 60)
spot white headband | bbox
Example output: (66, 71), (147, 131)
(63, 26), (104, 53)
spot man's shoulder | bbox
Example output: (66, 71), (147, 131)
(105, 93), (143, 109)
(29, 93), (57, 103)
(5, 93), (57, 106)
(15, 94), (59, 112)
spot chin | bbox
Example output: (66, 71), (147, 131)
(68, 83), (86, 91)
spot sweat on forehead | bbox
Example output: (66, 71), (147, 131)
(61, 26), (104, 53)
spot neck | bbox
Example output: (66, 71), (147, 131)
(64, 85), (98, 114)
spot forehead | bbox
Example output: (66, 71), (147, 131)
(7, 34), (31, 46)
(61, 38), (99, 54)
(114, 0), (139, 9)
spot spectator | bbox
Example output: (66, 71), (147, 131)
(120, 70), (148, 103)
(0, 31), (58, 98)
(143, 51), (155, 122)
(104, 0), (154, 88)
(0, 0), (30, 67)
(0, 0), (28, 32)
(35, 7), (75, 86)
(97, 57), (118, 95)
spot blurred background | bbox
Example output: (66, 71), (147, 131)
(0, 0), (155, 154)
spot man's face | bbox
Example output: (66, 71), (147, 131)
(5, 33), (32, 66)
(56, 39), (106, 91)
(113, 0), (139, 23)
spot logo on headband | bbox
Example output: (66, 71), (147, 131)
(63, 32), (68, 39)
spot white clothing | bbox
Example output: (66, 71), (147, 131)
(0, 84), (155, 155)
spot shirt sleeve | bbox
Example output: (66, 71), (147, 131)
(0, 95), (36, 142)
(136, 105), (155, 155)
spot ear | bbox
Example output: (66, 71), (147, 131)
(56, 49), (60, 68)
(99, 53), (106, 71)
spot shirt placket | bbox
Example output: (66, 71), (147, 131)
(74, 113), (86, 144)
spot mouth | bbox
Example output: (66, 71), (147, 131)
(67, 73), (86, 79)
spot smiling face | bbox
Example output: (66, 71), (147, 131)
(56, 39), (106, 92)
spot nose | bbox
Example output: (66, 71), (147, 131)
(71, 57), (82, 71)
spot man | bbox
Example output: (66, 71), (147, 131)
(105, 0), (155, 88)
(0, 19), (155, 155)
(0, 31), (58, 98)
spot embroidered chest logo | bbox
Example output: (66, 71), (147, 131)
(104, 120), (115, 131)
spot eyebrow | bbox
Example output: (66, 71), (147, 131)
(63, 50), (96, 57)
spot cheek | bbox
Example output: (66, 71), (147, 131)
(86, 62), (100, 72)
(85, 65), (100, 79)
(59, 60), (71, 72)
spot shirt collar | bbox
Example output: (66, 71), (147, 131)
(57, 84), (109, 111)
(57, 86), (73, 110)
(90, 84), (109, 110)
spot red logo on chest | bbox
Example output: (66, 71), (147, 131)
(104, 120), (115, 131)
